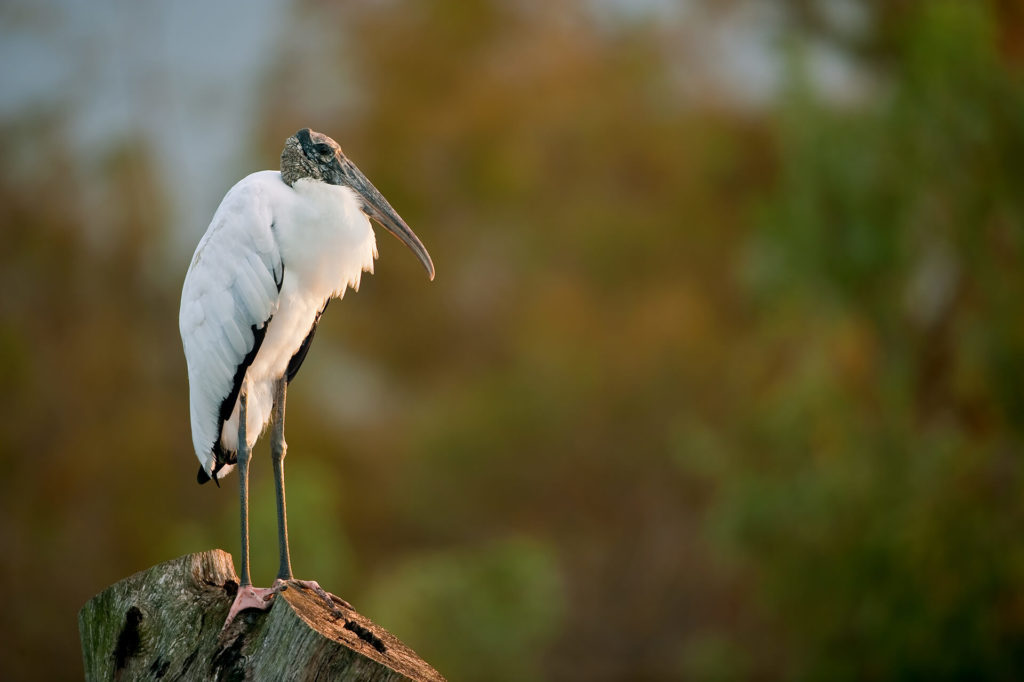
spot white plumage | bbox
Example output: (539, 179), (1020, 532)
(179, 170), (378, 480)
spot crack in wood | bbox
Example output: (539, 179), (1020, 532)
(345, 619), (388, 654)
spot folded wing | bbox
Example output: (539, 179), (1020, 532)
(179, 174), (285, 479)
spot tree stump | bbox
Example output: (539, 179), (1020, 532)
(78, 549), (445, 681)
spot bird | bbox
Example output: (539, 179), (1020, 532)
(179, 128), (433, 627)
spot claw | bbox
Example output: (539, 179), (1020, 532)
(292, 579), (349, 619)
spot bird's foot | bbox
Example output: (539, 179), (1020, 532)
(221, 578), (352, 630)
(221, 583), (282, 631)
(288, 578), (351, 619)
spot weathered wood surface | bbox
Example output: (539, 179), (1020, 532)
(78, 550), (445, 681)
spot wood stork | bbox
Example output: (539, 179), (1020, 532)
(179, 128), (433, 626)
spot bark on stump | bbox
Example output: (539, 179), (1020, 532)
(78, 549), (445, 681)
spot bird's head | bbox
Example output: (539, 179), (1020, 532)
(281, 128), (434, 280)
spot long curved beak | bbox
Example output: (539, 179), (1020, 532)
(338, 155), (434, 280)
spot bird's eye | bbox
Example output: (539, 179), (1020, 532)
(315, 144), (333, 157)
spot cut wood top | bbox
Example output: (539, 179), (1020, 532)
(78, 549), (445, 682)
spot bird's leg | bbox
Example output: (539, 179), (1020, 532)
(268, 377), (351, 617)
(222, 383), (346, 631)
(271, 377), (294, 581)
(237, 391), (253, 587)
(223, 391), (277, 630)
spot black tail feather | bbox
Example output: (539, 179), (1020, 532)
(197, 443), (236, 487)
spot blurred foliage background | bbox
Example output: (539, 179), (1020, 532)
(1, 0), (1024, 679)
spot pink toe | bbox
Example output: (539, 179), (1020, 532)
(223, 585), (279, 629)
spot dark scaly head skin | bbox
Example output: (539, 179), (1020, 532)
(280, 128), (342, 186)
(279, 128), (435, 280)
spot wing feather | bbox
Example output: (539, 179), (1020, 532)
(179, 172), (285, 477)
(221, 317), (248, 358)
(236, 253), (276, 322)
